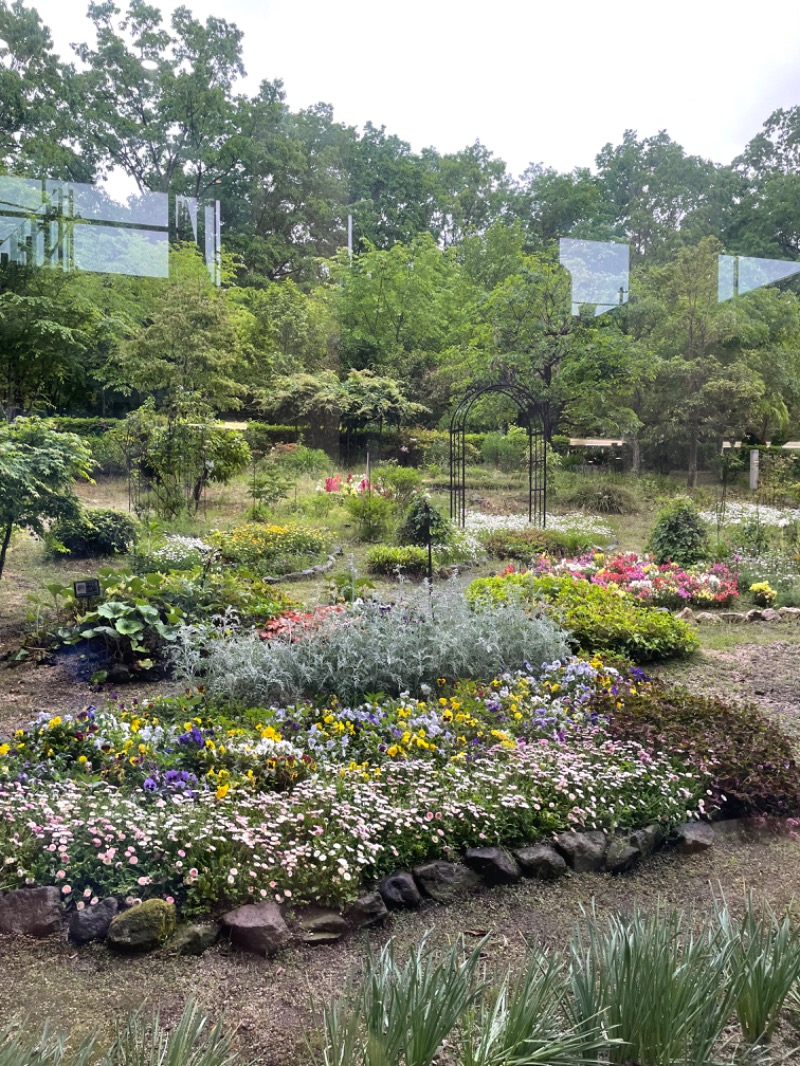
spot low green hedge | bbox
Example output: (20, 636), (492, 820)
(367, 545), (431, 576)
(485, 527), (609, 560)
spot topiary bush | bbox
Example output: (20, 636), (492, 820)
(49, 507), (139, 558)
(646, 497), (710, 566)
(397, 494), (451, 547)
(467, 572), (699, 663)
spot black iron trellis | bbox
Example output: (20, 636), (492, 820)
(449, 382), (547, 528)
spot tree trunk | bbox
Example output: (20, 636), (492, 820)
(687, 431), (699, 488)
(0, 520), (13, 580)
(631, 436), (641, 477)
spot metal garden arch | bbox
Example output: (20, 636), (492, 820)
(449, 381), (547, 528)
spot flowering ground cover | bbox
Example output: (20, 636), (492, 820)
(0, 658), (711, 913)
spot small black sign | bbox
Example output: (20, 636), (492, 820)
(73, 578), (101, 599)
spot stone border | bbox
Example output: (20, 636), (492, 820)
(262, 548), (342, 585)
(676, 606), (800, 624)
(1, 818), (758, 958)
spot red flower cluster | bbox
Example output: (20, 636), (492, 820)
(259, 605), (345, 641)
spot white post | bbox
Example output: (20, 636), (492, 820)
(749, 448), (760, 491)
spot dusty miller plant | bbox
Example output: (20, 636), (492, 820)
(172, 579), (568, 703)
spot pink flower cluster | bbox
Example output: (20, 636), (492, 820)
(530, 552), (739, 608)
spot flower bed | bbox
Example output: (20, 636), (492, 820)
(528, 551), (739, 608)
(210, 523), (332, 574)
(0, 659), (708, 912)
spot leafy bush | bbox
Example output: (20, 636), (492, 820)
(397, 494), (452, 547)
(343, 492), (395, 542)
(467, 572), (699, 662)
(601, 679), (800, 816)
(211, 522), (332, 573)
(646, 497), (710, 566)
(367, 545), (431, 576)
(148, 568), (296, 625)
(174, 579), (569, 703)
(48, 506), (139, 558)
(375, 463), (422, 507)
(66, 569), (186, 671)
(485, 526), (607, 561)
(563, 480), (640, 514)
(480, 427), (528, 471)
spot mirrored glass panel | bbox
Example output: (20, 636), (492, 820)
(559, 238), (630, 316)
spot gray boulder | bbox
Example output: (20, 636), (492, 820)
(344, 891), (388, 929)
(695, 611), (721, 623)
(554, 831), (607, 873)
(605, 839), (640, 874)
(676, 607), (695, 621)
(627, 824), (664, 858)
(463, 847), (521, 885)
(513, 844), (567, 880)
(69, 898), (118, 944)
(378, 871), (421, 909)
(413, 861), (482, 904)
(222, 901), (290, 957)
(674, 821), (715, 854)
(762, 608), (782, 621)
(107, 899), (176, 952)
(296, 907), (347, 943)
(746, 609), (765, 622)
(170, 923), (220, 956)
(0, 887), (62, 938)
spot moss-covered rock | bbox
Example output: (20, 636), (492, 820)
(107, 899), (176, 952)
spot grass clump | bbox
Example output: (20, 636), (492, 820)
(564, 481), (640, 514)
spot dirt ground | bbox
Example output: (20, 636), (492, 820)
(2, 835), (800, 1064)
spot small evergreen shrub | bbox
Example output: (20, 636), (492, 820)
(375, 464), (422, 507)
(343, 492), (395, 542)
(397, 494), (451, 547)
(49, 507), (139, 558)
(646, 497), (710, 566)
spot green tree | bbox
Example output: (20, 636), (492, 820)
(0, 0), (93, 178)
(106, 249), (245, 416)
(0, 417), (93, 578)
(0, 263), (103, 413)
(471, 251), (630, 441)
(74, 0), (247, 197)
(643, 238), (771, 485)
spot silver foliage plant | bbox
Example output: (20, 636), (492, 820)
(172, 579), (569, 704)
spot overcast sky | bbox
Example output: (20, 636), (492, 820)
(25, 0), (800, 177)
